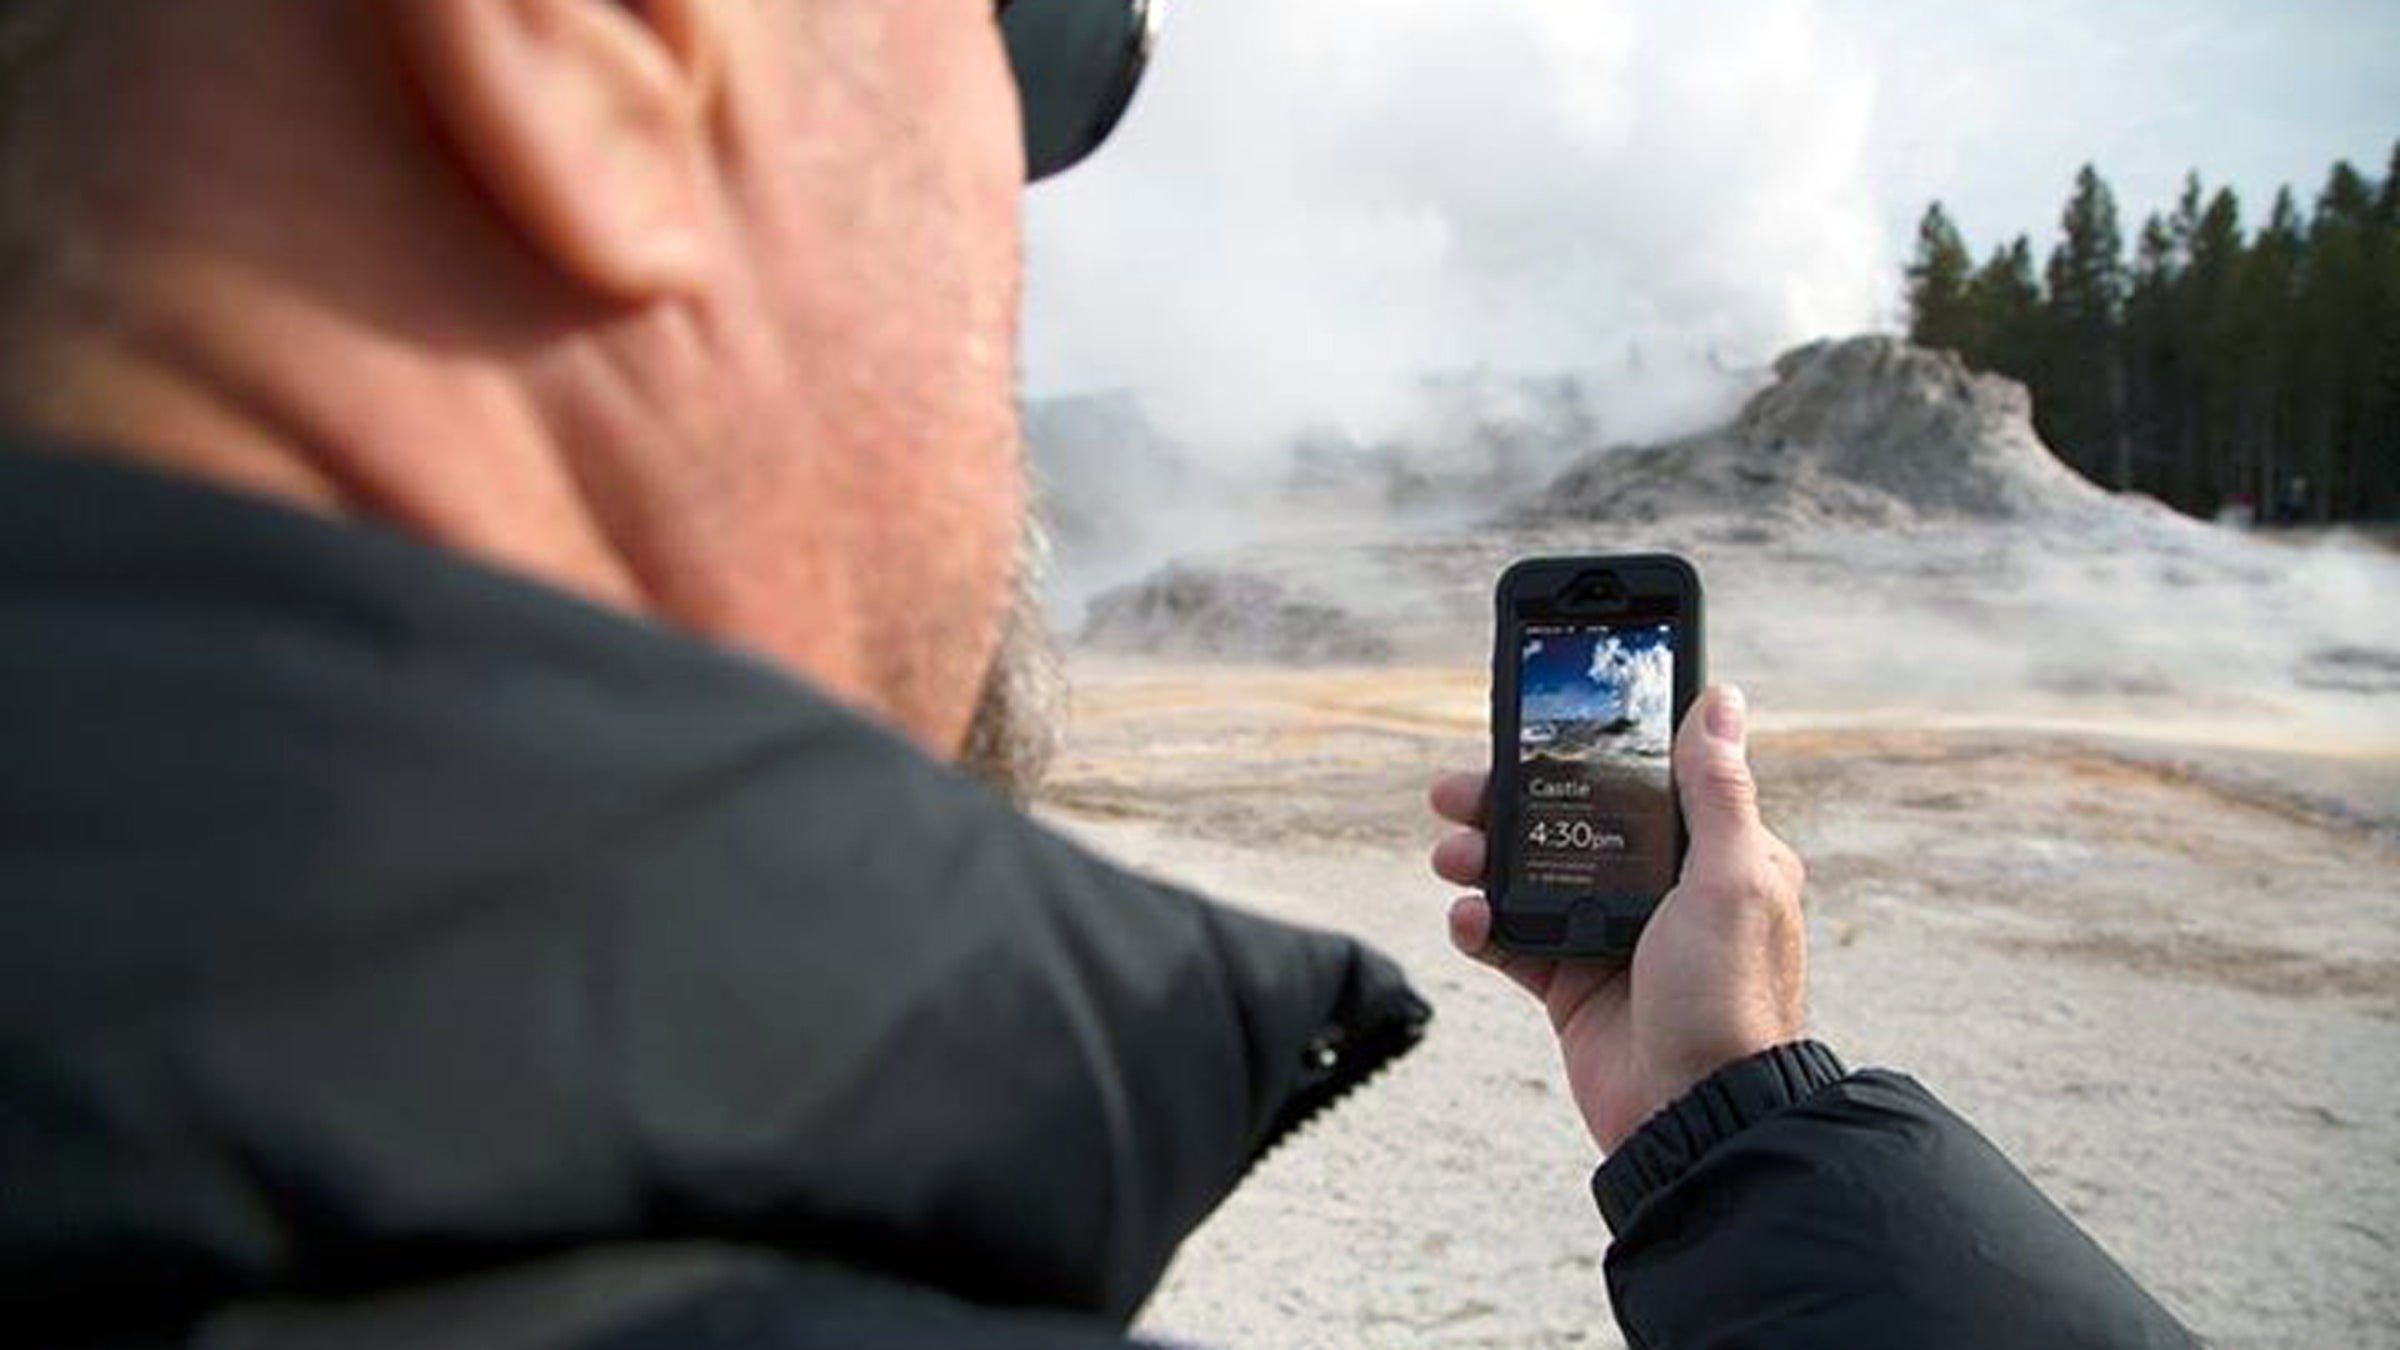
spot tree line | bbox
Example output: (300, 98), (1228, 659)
(1905, 143), (2400, 523)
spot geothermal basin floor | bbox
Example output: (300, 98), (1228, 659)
(1040, 658), (2400, 1350)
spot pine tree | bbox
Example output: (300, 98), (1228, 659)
(2049, 165), (2131, 327)
(2043, 165), (2132, 485)
(2379, 140), (2400, 228)
(1906, 202), (1979, 356)
(2180, 188), (2245, 512)
(2296, 163), (2377, 520)
(2166, 174), (2206, 275)
(2358, 145), (2400, 518)
(1968, 236), (2045, 389)
(2123, 211), (2183, 503)
(2236, 190), (2308, 515)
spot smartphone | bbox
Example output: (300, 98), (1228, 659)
(1487, 555), (1704, 960)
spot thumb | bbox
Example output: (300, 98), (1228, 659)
(1675, 685), (1760, 852)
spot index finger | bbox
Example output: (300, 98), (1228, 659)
(1429, 770), (1489, 829)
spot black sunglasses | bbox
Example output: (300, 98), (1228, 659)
(999, 0), (1160, 182)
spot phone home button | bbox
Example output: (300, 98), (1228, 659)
(1498, 909), (1569, 948)
(1567, 901), (1641, 954)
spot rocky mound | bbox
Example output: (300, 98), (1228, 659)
(1079, 564), (1394, 665)
(1524, 336), (2115, 528)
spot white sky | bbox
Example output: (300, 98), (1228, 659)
(1021, 0), (2400, 448)
(1839, 0), (2400, 253)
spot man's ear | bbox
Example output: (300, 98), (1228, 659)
(383, 0), (721, 301)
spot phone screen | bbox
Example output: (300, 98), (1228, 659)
(1512, 619), (1679, 902)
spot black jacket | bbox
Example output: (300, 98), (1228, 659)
(0, 445), (2198, 1349)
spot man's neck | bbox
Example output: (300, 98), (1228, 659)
(6, 257), (654, 621)
(1, 255), (907, 748)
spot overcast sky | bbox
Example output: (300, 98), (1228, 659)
(1021, 0), (2399, 450)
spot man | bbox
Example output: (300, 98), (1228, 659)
(0, 2), (2197, 1347)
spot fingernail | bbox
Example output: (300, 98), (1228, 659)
(1706, 685), (1747, 744)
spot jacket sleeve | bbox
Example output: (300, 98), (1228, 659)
(1592, 1042), (2203, 1350)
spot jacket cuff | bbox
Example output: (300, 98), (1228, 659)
(1590, 1040), (1848, 1233)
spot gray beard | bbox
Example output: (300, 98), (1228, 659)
(957, 513), (1065, 804)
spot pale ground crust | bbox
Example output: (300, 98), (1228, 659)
(1042, 658), (2400, 1350)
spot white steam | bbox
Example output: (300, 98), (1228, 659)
(1023, 0), (1890, 456)
(1590, 634), (1675, 755)
(1520, 633), (1673, 731)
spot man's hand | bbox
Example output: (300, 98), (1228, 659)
(1429, 685), (1809, 1153)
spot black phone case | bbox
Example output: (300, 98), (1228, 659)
(1485, 554), (1705, 960)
